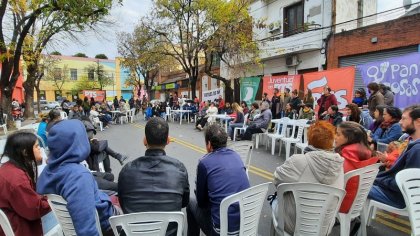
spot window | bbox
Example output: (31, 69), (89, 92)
(283, 2), (304, 37)
(54, 90), (62, 101)
(53, 68), (62, 80)
(88, 69), (95, 80)
(39, 91), (46, 100)
(70, 69), (77, 80)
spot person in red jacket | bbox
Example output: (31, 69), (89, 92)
(317, 86), (338, 119)
(334, 121), (379, 213)
(0, 131), (51, 236)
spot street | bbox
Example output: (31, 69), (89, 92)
(95, 117), (411, 236)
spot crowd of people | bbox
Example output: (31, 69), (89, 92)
(0, 80), (419, 236)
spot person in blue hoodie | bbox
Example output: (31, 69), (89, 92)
(37, 119), (118, 236)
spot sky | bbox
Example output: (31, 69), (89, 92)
(52, 0), (153, 59)
(52, 0), (420, 60)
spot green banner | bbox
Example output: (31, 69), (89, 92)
(240, 76), (261, 104)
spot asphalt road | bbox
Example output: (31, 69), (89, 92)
(95, 117), (411, 236)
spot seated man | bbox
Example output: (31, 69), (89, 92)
(37, 120), (120, 236)
(187, 124), (250, 236)
(321, 105), (343, 126)
(68, 105), (83, 120)
(368, 105), (420, 208)
(242, 101), (272, 140)
(118, 117), (189, 235)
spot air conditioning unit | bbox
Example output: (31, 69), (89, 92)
(286, 55), (299, 67)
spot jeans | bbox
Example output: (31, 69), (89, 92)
(243, 127), (264, 140)
(187, 196), (213, 236)
(368, 185), (405, 209)
(228, 123), (244, 140)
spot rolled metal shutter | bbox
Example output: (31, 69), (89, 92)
(338, 45), (419, 89)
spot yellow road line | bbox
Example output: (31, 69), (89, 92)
(375, 216), (411, 234)
(376, 211), (411, 227)
(132, 124), (274, 180)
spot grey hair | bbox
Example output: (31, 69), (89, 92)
(260, 101), (269, 110)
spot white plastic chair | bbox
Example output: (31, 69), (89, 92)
(233, 114), (249, 141)
(266, 118), (290, 155)
(271, 183), (346, 236)
(92, 117), (103, 131)
(396, 168), (420, 236)
(109, 212), (184, 236)
(278, 119), (308, 159)
(120, 111), (129, 124)
(228, 141), (253, 178)
(128, 108), (136, 123)
(0, 114), (6, 135)
(0, 124), (7, 135)
(337, 163), (381, 236)
(46, 194), (103, 236)
(165, 107), (173, 122)
(0, 209), (14, 236)
(219, 182), (271, 236)
(253, 130), (268, 150)
(294, 125), (309, 154)
(60, 111), (68, 120)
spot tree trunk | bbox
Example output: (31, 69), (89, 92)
(23, 80), (35, 119)
(224, 80), (234, 103)
(1, 92), (14, 129)
(35, 87), (41, 113)
(190, 77), (197, 99)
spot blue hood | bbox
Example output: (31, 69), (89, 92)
(37, 120), (112, 235)
(47, 119), (90, 169)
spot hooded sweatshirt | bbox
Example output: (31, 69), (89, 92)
(37, 120), (114, 235)
(339, 144), (378, 213)
(273, 150), (344, 235)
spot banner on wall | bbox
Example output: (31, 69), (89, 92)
(358, 53), (420, 108)
(203, 87), (223, 102)
(240, 77), (261, 104)
(83, 90), (106, 102)
(303, 67), (355, 110)
(262, 75), (301, 99)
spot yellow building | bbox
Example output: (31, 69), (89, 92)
(36, 55), (134, 101)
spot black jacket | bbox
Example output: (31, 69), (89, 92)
(118, 149), (190, 213)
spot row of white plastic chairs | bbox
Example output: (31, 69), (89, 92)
(248, 117), (310, 159)
(2, 165), (418, 236)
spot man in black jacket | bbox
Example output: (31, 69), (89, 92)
(118, 117), (190, 235)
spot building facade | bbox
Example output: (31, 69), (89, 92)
(36, 55), (134, 101)
(328, 6), (420, 89)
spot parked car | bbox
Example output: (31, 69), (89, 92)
(47, 101), (61, 109)
(33, 100), (61, 110)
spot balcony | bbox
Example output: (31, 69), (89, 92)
(258, 24), (329, 60)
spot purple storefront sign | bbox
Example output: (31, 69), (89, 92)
(358, 53), (420, 108)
